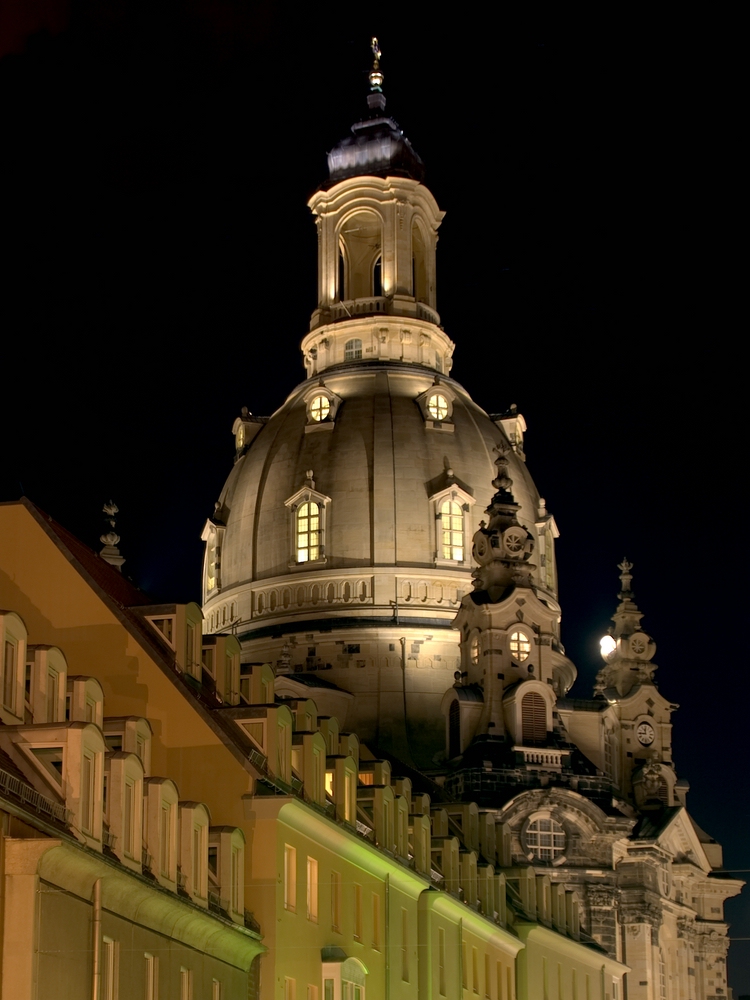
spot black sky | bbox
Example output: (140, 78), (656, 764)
(3, 4), (747, 990)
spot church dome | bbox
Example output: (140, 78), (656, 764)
(212, 363), (548, 622)
(202, 48), (562, 764)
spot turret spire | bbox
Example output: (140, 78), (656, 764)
(595, 559), (657, 696)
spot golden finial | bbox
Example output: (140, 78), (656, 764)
(369, 37), (384, 91)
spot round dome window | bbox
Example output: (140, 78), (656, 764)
(427, 393), (449, 420)
(310, 396), (330, 422)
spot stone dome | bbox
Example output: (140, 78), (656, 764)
(215, 363), (548, 615)
(201, 79), (564, 767)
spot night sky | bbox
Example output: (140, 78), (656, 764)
(3, 4), (747, 992)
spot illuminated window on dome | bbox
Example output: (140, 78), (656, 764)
(310, 396), (330, 422)
(427, 393), (449, 420)
(510, 630), (531, 662)
(525, 816), (565, 863)
(440, 500), (463, 560)
(344, 339), (362, 361)
(297, 502), (321, 562)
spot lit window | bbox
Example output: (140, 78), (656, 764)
(180, 967), (193, 1000)
(440, 500), (464, 560)
(510, 630), (531, 662)
(427, 393), (449, 420)
(331, 871), (341, 931)
(344, 339), (362, 361)
(284, 844), (297, 911)
(470, 633), (480, 666)
(101, 938), (119, 1000)
(310, 395), (330, 422)
(307, 857), (318, 921)
(3, 639), (17, 712)
(354, 884), (362, 940)
(81, 752), (95, 833)
(145, 954), (158, 1000)
(297, 502), (321, 562)
(524, 816), (566, 863)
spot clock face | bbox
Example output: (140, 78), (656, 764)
(637, 721), (655, 746)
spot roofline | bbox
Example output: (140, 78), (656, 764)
(13, 499), (260, 778)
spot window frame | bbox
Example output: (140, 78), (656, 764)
(285, 484), (332, 568)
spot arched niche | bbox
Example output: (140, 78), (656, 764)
(338, 209), (383, 300)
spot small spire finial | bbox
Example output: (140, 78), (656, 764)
(99, 500), (125, 571)
(369, 37), (384, 92)
(618, 558), (633, 598)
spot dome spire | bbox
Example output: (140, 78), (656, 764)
(369, 37), (384, 92)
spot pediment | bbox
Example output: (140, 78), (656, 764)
(643, 807), (711, 872)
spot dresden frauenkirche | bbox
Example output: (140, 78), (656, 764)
(200, 44), (742, 1000)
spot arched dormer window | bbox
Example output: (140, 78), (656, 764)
(345, 338), (363, 361)
(521, 691), (546, 745)
(297, 502), (321, 562)
(285, 477), (331, 568)
(439, 500), (464, 561)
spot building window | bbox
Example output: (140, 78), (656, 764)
(470, 632), (480, 666)
(231, 846), (240, 912)
(354, 883), (362, 940)
(297, 503), (321, 562)
(510, 630), (531, 662)
(427, 393), (449, 420)
(331, 871), (341, 931)
(180, 968), (193, 1000)
(46, 668), (58, 723)
(344, 338), (362, 361)
(372, 893), (381, 950)
(284, 844), (297, 912)
(524, 815), (566, 863)
(123, 780), (135, 857)
(101, 937), (119, 1000)
(472, 947), (479, 994)
(284, 979), (296, 1000)
(401, 908), (409, 982)
(440, 500), (464, 560)
(521, 691), (547, 745)
(3, 639), (17, 712)
(438, 928), (446, 996)
(307, 987), (319, 1000)
(145, 954), (158, 1000)
(160, 802), (173, 876)
(81, 752), (95, 834)
(212, 981), (222, 1000)
(310, 395), (330, 422)
(307, 857), (319, 921)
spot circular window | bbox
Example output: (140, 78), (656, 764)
(310, 395), (330, 422)
(524, 815), (566, 863)
(510, 630), (531, 662)
(427, 393), (449, 420)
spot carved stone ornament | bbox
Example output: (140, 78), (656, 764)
(619, 903), (662, 927)
(587, 887), (618, 908)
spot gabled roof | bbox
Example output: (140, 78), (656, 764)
(12, 498), (154, 609)
(2, 499), (257, 777)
